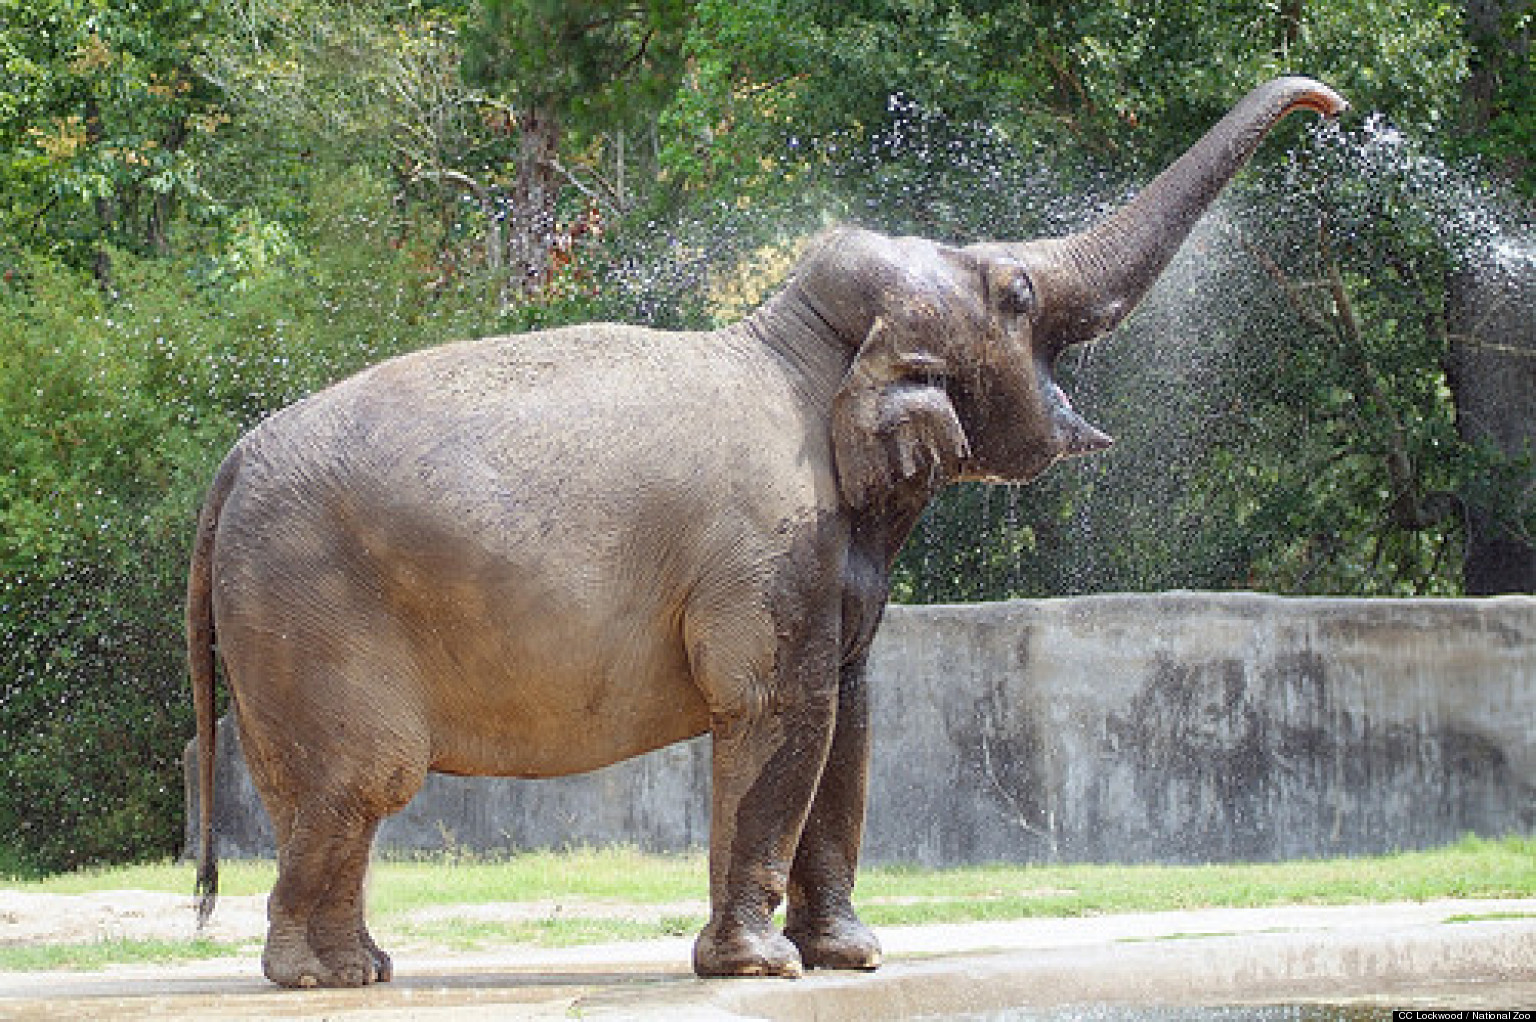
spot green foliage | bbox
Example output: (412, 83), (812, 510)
(0, 0), (226, 269)
(0, 166), (508, 874)
(1040, 0), (1469, 169)
(891, 484), (1038, 603)
(1203, 119), (1522, 595)
(0, 253), (218, 873)
(1458, 1), (1535, 196)
(656, 0), (1471, 199)
(463, 0), (694, 133)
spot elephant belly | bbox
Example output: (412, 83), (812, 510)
(405, 537), (717, 775)
(213, 495), (715, 781)
(412, 597), (713, 779)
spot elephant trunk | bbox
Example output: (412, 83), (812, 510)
(1022, 76), (1347, 346)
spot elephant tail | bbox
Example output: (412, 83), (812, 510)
(188, 446), (242, 929)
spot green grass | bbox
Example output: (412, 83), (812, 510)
(388, 914), (706, 952)
(1, 835), (1529, 972)
(9, 858), (279, 897)
(1443, 911), (1536, 924)
(0, 937), (250, 972)
(848, 833), (1536, 927)
(368, 847), (709, 914)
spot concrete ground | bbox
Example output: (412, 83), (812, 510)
(2, 898), (1532, 1020)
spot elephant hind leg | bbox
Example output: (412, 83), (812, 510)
(256, 748), (427, 988)
(228, 636), (430, 987)
(263, 810), (384, 988)
(310, 817), (394, 984)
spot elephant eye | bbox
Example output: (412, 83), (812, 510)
(1000, 272), (1037, 317)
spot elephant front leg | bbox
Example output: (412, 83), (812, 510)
(785, 657), (882, 971)
(693, 685), (838, 979)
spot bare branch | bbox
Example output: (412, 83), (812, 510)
(412, 167), (489, 203)
(1223, 223), (1332, 333)
(1317, 224), (1455, 533)
(549, 155), (629, 215)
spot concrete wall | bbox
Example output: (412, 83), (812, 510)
(185, 593), (1536, 865)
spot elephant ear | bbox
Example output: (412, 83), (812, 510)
(832, 317), (970, 510)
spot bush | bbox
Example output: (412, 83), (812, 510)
(0, 255), (200, 873)
(0, 170), (516, 874)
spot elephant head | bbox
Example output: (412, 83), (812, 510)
(812, 77), (1347, 510)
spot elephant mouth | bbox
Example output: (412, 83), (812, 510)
(955, 373), (1112, 485)
(1045, 379), (1113, 458)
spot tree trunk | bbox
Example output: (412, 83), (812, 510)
(1462, 0), (1527, 129)
(1461, 0), (1532, 182)
(1274, 0), (1304, 55)
(1446, 262), (1536, 593)
(505, 104), (561, 303)
(83, 97), (115, 291)
(145, 116), (188, 256)
(1451, 0), (1536, 592)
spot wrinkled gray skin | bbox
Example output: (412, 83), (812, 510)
(189, 77), (1345, 987)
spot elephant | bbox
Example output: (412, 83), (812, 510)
(188, 76), (1345, 987)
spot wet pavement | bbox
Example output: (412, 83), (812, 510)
(2, 898), (1532, 1020)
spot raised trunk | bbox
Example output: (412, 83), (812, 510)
(1024, 77), (1346, 346)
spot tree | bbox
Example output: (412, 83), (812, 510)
(198, 1), (472, 268)
(0, 0), (226, 283)
(1450, 0), (1535, 592)
(1447, 259), (1536, 593)
(1461, 0), (1533, 194)
(461, 0), (694, 299)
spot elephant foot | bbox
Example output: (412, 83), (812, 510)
(262, 930), (379, 988)
(786, 915), (882, 971)
(693, 921), (804, 978)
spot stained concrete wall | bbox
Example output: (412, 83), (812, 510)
(185, 593), (1536, 865)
